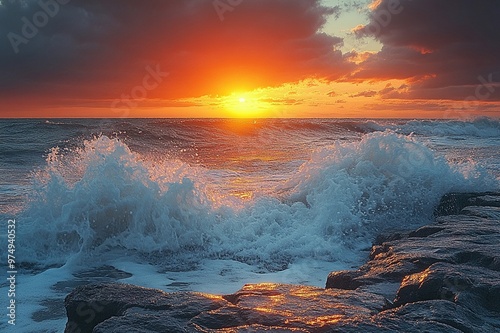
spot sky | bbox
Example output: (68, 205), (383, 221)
(0, 0), (499, 118)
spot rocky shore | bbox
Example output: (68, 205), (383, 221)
(64, 192), (500, 332)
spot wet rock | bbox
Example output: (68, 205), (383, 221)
(408, 225), (445, 238)
(92, 308), (191, 333)
(434, 192), (500, 216)
(373, 231), (407, 245)
(324, 193), (500, 330)
(66, 282), (388, 332)
(462, 205), (500, 219)
(377, 300), (492, 333)
(326, 196), (500, 295)
(394, 262), (474, 306)
(64, 283), (226, 333)
(394, 262), (500, 312)
(325, 270), (364, 290)
(64, 192), (500, 332)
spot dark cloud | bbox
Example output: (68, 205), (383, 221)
(0, 0), (351, 112)
(377, 82), (409, 98)
(260, 97), (302, 105)
(378, 83), (394, 96)
(351, 90), (376, 97)
(3, 0), (498, 117)
(353, 0), (500, 100)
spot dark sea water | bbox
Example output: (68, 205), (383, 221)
(0, 118), (499, 331)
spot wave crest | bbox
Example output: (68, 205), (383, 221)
(16, 132), (497, 268)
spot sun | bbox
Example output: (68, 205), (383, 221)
(219, 92), (273, 118)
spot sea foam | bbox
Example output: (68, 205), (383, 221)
(391, 117), (500, 137)
(15, 131), (497, 269)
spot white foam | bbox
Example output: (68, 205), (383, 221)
(2, 126), (498, 332)
(395, 117), (500, 138)
(12, 131), (496, 271)
(0, 264), (73, 332)
(113, 257), (345, 294)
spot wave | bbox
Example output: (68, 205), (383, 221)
(13, 131), (497, 269)
(391, 117), (500, 138)
(281, 131), (494, 230)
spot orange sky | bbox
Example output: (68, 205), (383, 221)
(0, 0), (499, 118)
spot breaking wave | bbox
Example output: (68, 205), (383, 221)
(14, 131), (497, 268)
(393, 117), (500, 137)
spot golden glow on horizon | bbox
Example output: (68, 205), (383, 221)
(194, 78), (411, 118)
(52, 77), (492, 119)
(223, 93), (271, 118)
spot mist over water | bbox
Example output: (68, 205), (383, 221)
(0, 118), (499, 331)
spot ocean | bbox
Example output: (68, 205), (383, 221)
(1, 118), (499, 331)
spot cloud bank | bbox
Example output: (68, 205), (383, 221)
(0, 0), (348, 103)
(353, 0), (500, 100)
(0, 0), (499, 116)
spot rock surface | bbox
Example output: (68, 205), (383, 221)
(65, 193), (500, 332)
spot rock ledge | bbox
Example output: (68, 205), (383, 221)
(65, 193), (500, 332)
